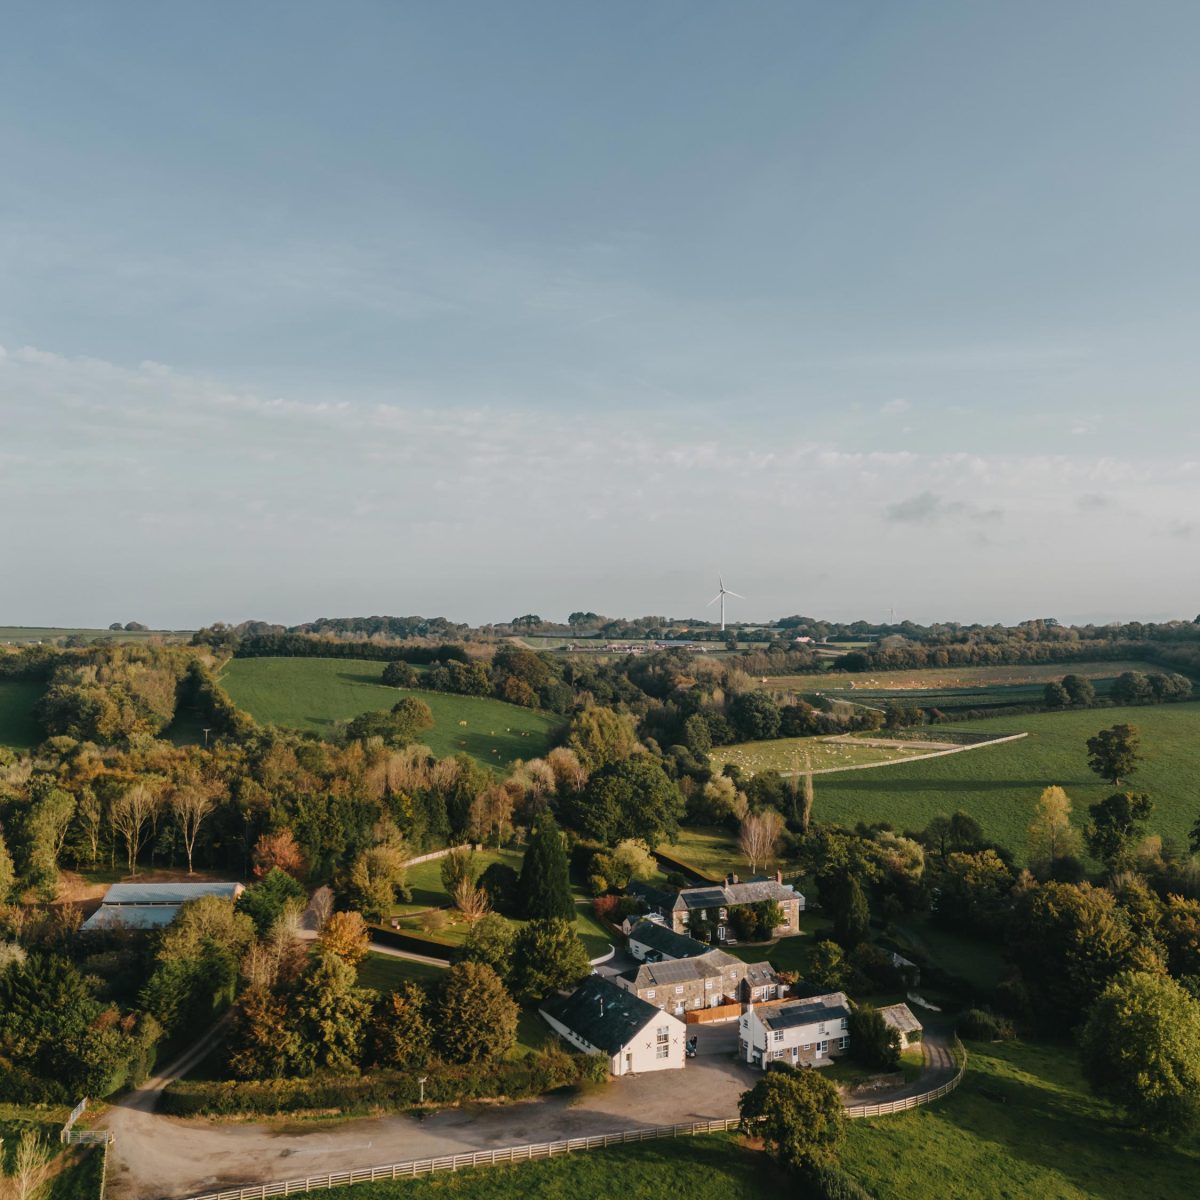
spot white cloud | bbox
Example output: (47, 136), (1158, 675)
(881, 398), (911, 415)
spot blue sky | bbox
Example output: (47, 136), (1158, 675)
(2, 2), (1198, 627)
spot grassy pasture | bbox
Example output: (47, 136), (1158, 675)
(0, 625), (191, 644)
(357, 951), (448, 993)
(300, 1136), (780, 1200)
(842, 1039), (1199, 1199)
(815, 704), (1200, 861)
(757, 660), (1166, 694)
(711, 736), (946, 778)
(0, 677), (44, 749)
(219, 658), (562, 768)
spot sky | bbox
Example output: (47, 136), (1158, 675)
(2, 1), (1199, 629)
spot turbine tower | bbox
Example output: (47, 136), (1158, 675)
(707, 576), (744, 632)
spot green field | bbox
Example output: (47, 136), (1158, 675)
(711, 735), (947, 778)
(300, 1136), (780, 1200)
(841, 1039), (1198, 1199)
(0, 678), (44, 749)
(815, 703), (1200, 861)
(758, 660), (1167, 694)
(357, 951), (448, 993)
(219, 658), (562, 768)
(0, 625), (191, 645)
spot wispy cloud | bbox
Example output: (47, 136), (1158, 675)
(884, 491), (1003, 525)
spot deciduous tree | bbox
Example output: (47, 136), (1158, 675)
(511, 918), (591, 1002)
(738, 1066), (846, 1175)
(251, 829), (306, 879)
(459, 912), (517, 980)
(1086, 724), (1142, 786)
(1086, 792), (1154, 870)
(319, 910), (370, 966)
(170, 781), (220, 875)
(1079, 971), (1200, 1136)
(1027, 786), (1083, 873)
(739, 809), (784, 872)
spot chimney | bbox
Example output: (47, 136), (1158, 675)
(776, 869), (783, 884)
(732, 873), (739, 885)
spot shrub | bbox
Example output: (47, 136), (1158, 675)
(959, 1007), (1015, 1041)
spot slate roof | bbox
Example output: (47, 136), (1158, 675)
(627, 920), (709, 960)
(676, 879), (799, 910)
(620, 950), (781, 992)
(540, 975), (663, 1055)
(879, 1003), (923, 1037)
(101, 882), (243, 905)
(758, 991), (851, 1032)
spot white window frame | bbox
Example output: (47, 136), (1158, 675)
(838, 1036), (849, 1050)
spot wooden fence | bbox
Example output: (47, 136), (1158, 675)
(685, 1001), (741, 1024)
(179, 1047), (967, 1200)
(844, 1038), (967, 1119)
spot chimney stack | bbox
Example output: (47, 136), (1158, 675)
(732, 873), (739, 885)
(776, 869), (783, 884)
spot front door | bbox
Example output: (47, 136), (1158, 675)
(625, 1052), (633, 1074)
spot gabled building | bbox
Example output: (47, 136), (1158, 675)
(81, 881), (245, 931)
(878, 1002), (923, 1049)
(614, 948), (782, 1016)
(540, 975), (686, 1076)
(632, 872), (805, 944)
(739, 991), (851, 1069)
(626, 919), (710, 962)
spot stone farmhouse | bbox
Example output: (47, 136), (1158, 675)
(614, 948), (783, 1016)
(540, 975), (686, 1076)
(739, 991), (852, 1069)
(632, 872), (804, 944)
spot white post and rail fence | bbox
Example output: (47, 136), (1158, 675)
(179, 1041), (967, 1200)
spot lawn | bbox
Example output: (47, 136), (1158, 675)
(387, 848), (614, 960)
(357, 951), (449, 993)
(219, 658), (563, 768)
(300, 1135), (780, 1200)
(841, 1039), (1199, 1199)
(726, 913), (835, 977)
(813, 703), (1200, 862)
(0, 677), (44, 749)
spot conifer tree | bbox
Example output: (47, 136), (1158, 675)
(519, 814), (574, 921)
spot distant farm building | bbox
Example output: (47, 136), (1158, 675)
(81, 881), (245, 931)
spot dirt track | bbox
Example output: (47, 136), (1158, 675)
(102, 1057), (756, 1200)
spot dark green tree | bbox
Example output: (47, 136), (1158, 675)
(1062, 674), (1096, 706)
(1086, 724), (1142, 786)
(570, 759), (684, 846)
(436, 961), (518, 1064)
(236, 867), (307, 935)
(729, 691), (782, 740)
(380, 660), (419, 688)
(1043, 682), (1069, 708)
(289, 951), (374, 1075)
(369, 981), (435, 1069)
(519, 815), (575, 921)
(511, 918), (591, 1002)
(848, 1005), (901, 1071)
(738, 1065), (846, 1175)
(832, 876), (870, 949)
(1085, 792), (1154, 869)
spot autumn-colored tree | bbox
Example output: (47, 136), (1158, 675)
(319, 910), (371, 966)
(227, 988), (302, 1079)
(369, 982), (434, 1068)
(109, 782), (161, 875)
(252, 829), (306, 879)
(452, 876), (493, 923)
(1026, 786), (1083, 873)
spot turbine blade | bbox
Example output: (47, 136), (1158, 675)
(726, 590), (745, 599)
(707, 593), (722, 606)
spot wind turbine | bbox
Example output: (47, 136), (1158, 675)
(707, 576), (744, 632)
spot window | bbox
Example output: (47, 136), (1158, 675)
(656, 1043), (670, 1060)
(646, 990), (655, 1000)
(704, 979), (713, 989)
(718, 907), (727, 919)
(838, 1037), (849, 1050)
(656, 1026), (670, 1045)
(717, 926), (726, 940)
(840, 1017), (848, 1030)
(818, 1021), (826, 1035)
(675, 985), (684, 995)
(779, 910), (790, 927)
(772, 1030), (784, 1043)
(771, 1050), (785, 1060)
(679, 913), (688, 925)
(816, 1040), (828, 1054)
